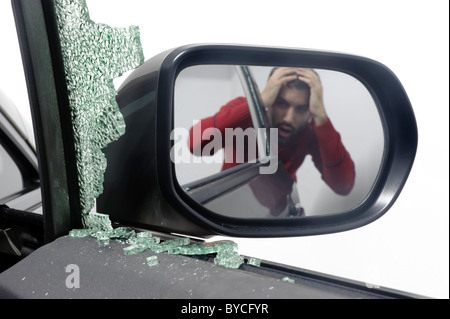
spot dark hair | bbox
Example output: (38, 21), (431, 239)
(269, 67), (317, 91)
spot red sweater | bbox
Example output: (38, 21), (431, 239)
(189, 97), (355, 195)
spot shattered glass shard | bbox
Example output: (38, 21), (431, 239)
(168, 240), (238, 255)
(122, 233), (165, 255)
(146, 256), (158, 267)
(53, 0), (144, 217)
(167, 243), (203, 255)
(91, 230), (113, 238)
(68, 228), (99, 238)
(247, 257), (261, 267)
(151, 237), (191, 253)
(282, 277), (295, 284)
(82, 212), (113, 232)
(111, 227), (135, 239)
(97, 236), (110, 246)
(126, 234), (160, 247)
(136, 231), (153, 239)
(214, 251), (245, 269)
(123, 244), (148, 256)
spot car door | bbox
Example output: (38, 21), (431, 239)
(0, 0), (424, 301)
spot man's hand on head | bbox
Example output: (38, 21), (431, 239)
(297, 68), (328, 125)
(261, 68), (298, 110)
(263, 67), (328, 126)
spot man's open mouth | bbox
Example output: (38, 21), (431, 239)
(277, 124), (294, 139)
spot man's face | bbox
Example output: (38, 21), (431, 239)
(271, 86), (312, 146)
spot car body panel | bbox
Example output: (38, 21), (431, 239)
(0, 235), (421, 299)
(0, 0), (436, 300)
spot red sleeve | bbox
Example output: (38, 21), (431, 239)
(311, 119), (355, 195)
(188, 97), (250, 155)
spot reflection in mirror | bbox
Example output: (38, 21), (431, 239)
(174, 65), (384, 218)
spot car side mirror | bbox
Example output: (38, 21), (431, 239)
(98, 44), (417, 238)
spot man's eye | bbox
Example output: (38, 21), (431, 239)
(296, 107), (310, 114)
(275, 100), (288, 108)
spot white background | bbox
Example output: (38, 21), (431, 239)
(1, 0), (448, 298)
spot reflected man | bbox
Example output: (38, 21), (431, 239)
(189, 68), (355, 196)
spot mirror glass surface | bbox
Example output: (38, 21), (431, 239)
(174, 65), (385, 218)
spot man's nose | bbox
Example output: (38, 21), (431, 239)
(283, 107), (295, 123)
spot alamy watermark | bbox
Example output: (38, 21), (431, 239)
(65, 264), (80, 289)
(171, 122), (279, 175)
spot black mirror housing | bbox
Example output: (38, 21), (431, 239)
(98, 44), (418, 238)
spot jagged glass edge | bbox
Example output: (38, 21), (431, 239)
(53, 0), (144, 218)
